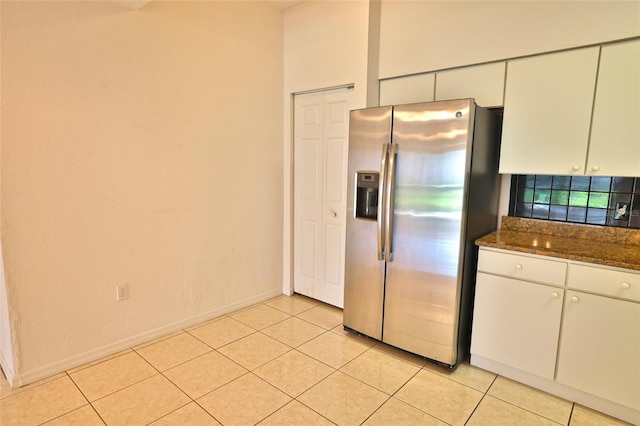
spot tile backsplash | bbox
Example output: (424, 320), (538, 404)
(509, 175), (640, 229)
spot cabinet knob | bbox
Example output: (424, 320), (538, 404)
(515, 263), (523, 270)
(571, 165), (580, 171)
(591, 165), (600, 172)
(621, 282), (631, 289)
(551, 292), (560, 299)
(570, 296), (580, 303)
(331, 210), (337, 217)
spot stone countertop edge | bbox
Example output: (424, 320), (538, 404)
(475, 217), (640, 272)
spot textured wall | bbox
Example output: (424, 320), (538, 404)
(1, 0), (284, 385)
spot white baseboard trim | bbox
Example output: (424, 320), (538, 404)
(0, 350), (17, 387)
(12, 289), (283, 388)
(471, 354), (640, 425)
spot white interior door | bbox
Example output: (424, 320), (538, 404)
(293, 88), (353, 308)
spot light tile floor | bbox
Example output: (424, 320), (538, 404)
(0, 294), (633, 425)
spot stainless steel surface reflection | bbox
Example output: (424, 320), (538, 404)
(343, 99), (502, 367)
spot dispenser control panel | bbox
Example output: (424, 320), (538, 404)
(355, 171), (379, 220)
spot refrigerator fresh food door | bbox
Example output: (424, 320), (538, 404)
(382, 99), (474, 365)
(343, 106), (393, 340)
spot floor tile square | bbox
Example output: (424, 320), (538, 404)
(363, 397), (447, 426)
(92, 374), (190, 425)
(188, 316), (255, 348)
(149, 402), (221, 425)
(0, 376), (88, 426)
(298, 371), (388, 426)
(422, 360), (497, 392)
(467, 395), (558, 425)
(197, 373), (291, 426)
(395, 369), (483, 425)
(264, 294), (319, 315)
(370, 342), (427, 368)
(0, 371), (67, 400)
(253, 350), (334, 397)
(163, 350), (247, 399)
(69, 351), (157, 401)
(44, 405), (105, 425)
(298, 331), (371, 369)
(229, 304), (291, 330)
(296, 304), (343, 330)
(261, 317), (325, 347)
(488, 376), (573, 424)
(260, 400), (334, 426)
(217, 332), (291, 370)
(135, 332), (212, 371)
(340, 347), (421, 394)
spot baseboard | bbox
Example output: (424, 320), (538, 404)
(0, 350), (17, 387)
(471, 354), (640, 425)
(12, 289), (283, 388)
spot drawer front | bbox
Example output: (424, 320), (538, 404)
(478, 248), (567, 286)
(567, 264), (640, 302)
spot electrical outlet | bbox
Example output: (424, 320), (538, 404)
(116, 285), (129, 301)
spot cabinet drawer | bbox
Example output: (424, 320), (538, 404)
(478, 249), (567, 286)
(567, 264), (640, 302)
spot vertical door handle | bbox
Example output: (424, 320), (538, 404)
(385, 143), (397, 263)
(377, 143), (389, 261)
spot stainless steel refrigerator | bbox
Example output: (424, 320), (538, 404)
(343, 99), (501, 368)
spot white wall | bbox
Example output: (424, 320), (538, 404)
(0, 0), (12, 384)
(379, 0), (640, 78)
(1, 1), (284, 386)
(282, 0), (371, 295)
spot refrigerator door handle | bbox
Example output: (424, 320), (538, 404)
(377, 143), (389, 261)
(385, 143), (397, 263)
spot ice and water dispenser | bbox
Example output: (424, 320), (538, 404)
(355, 171), (379, 220)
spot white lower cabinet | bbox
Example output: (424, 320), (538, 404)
(557, 291), (640, 410)
(471, 247), (640, 422)
(472, 272), (563, 380)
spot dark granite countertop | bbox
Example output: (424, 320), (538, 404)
(476, 217), (640, 271)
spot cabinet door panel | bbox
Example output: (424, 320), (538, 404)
(588, 39), (640, 177)
(499, 47), (599, 175)
(471, 272), (564, 379)
(557, 291), (640, 410)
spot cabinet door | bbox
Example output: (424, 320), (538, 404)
(499, 47), (599, 175)
(557, 291), (640, 410)
(435, 62), (506, 107)
(471, 272), (564, 380)
(588, 39), (640, 177)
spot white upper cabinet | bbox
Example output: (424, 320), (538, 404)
(499, 47), (599, 175)
(379, 73), (435, 106)
(588, 39), (640, 177)
(435, 62), (506, 108)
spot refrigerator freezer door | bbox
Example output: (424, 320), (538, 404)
(343, 106), (393, 340)
(382, 99), (474, 365)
